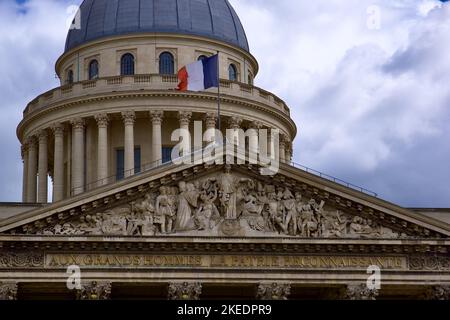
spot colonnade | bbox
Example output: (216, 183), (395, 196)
(21, 111), (293, 203)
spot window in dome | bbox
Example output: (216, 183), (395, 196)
(198, 55), (208, 61)
(159, 52), (174, 75)
(67, 69), (74, 84)
(229, 64), (238, 81)
(89, 60), (99, 80)
(121, 53), (135, 76)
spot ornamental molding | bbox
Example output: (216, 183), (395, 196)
(257, 283), (291, 300)
(8, 167), (411, 239)
(18, 90), (296, 141)
(168, 282), (202, 300)
(94, 113), (109, 127)
(0, 251), (44, 268)
(76, 281), (111, 300)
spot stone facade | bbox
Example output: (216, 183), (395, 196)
(2, 0), (450, 300)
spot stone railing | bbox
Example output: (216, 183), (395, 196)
(24, 75), (291, 117)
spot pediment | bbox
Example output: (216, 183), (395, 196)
(1, 162), (449, 239)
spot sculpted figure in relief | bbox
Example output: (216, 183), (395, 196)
(175, 181), (199, 231)
(33, 167), (406, 239)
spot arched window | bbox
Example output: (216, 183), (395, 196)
(198, 55), (208, 61)
(67, 69), (74, 84)
(229, 64), (238, 81)
(159, 52), (174, 75)
(121, 53), (135, 76)
(89, 60), (99, 80)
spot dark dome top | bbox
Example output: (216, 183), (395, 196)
(65, 0), (249, 52)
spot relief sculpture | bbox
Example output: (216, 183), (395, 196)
(37, 166), (406, 239)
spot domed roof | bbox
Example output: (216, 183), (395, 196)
(65, 0), (249, 52)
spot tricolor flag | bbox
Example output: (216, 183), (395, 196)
(177, 54), (219, 92)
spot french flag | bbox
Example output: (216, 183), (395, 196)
(177, 54), (219, 91)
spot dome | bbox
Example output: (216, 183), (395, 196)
(65, 0), (249, 53)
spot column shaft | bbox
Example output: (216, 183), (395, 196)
(26, 137), (37, 202)
(71, 118), (85, 195)
(122, 111), (135, 178)
(179, 111), (192, 156)
(21, 146), (28, 202)
(95, 114), (109, 186)
(52, 124), (64, 202)
(38, 131), (48, 203)
(150, 111), (163, 166)
(279, 135), (286, 164)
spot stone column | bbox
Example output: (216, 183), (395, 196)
(227, 116), (243, 162)
(76, 281), (111, 300)
(37, 130), (48, 203)
(168, 282), (202, 300)
(52, 124), (64, 202)
(122, 111), (135, 178)
(344, 284), (379, 300)
(95, 114), (109, 186)
(204, 112), (217, 144)
(256, 283), (291, 300)
(26, 136), (38, 203)
(285, 142), (292, 164)
(179, 111), (192, 155)
(249, 121), (263, 163)
(279, 134), (286, 164)
(21, 145), (29, 202)
(205, 112), (217, 131)
(179, 111), (192, 131)
(71, 118), (85, 196)
(150, 111), (163, 165)
(422, 285), (450, 300)
(0, 282), (18, 300)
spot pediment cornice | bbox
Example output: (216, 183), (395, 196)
(1, 160), (449, 239)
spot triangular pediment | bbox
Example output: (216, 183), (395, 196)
(1, 160), (449, 239)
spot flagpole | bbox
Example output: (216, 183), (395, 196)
(217, 51), (221, 132)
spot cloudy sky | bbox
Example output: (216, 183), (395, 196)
(0, 0), (449, 207)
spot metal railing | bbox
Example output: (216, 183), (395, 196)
(289, 161), (378, 197)
(72, 143), (378, 198)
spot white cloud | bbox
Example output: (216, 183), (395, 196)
(0, 0), (448, 207)
(230, 0), (450, 206)
(0, 0), (80, 201)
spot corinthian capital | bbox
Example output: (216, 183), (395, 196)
(95, 113), (109, 128)
(150, 110), (164, 125)
(345, 284), (379, 300)
(71, 118), (85, 130)
(178, 111), (192, 126)
(38, 129), (48, 143)
(0, 282), (18, 300)
(21, 145), (28, 159)
(279, 134), (288, 147)
(26, 135), (38, 148)
(168, 282), (202, 300)
(256, 283), (291, 300)
(76, 281), (111, 300)
(422, 285), (450, 300)
(122, 111), (136, 126)
(204, 112), (217, 128)
(251, 121), (264, 130)
(228, 116), (242, 129)
(51, 123), (65, 137)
